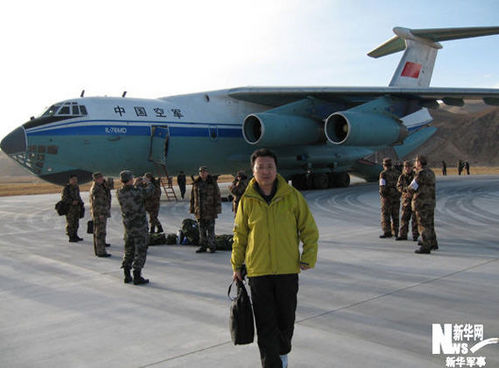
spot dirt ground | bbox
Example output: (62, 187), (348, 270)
(1, 169), (498, 197)
(0, 174), (235, 197)
(0, 170), (499, 197)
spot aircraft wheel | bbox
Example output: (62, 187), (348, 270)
(312, 173), (329, 190)
(291, 174), (308, 190)
(334, 172), (350, 187)
(327, 173), (337, 188)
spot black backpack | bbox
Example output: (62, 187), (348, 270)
(181, 218), (199, 245)
(55, 201), (68, 216)
(228, 280), (254, 345)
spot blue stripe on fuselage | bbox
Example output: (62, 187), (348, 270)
(26, 124), (243, 138)
(26, 118), (240, 133)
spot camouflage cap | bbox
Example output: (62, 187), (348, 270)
(92, 171), (103, 179)
(144, 172), (153, 178)
(382, 157), (392, 166)
(199, 166), (208, 172)
(120, 170), (134, 182)
(236, 170), (246, 177)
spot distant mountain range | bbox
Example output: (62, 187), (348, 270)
(1, 102), (498, 180)
(411, 102), (499, 166)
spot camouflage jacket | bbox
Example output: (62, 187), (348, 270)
(379, 168), (400, 201)
(144, 180), (162, 211)
(61, 184), (83, 207)
(410, 167), (436, 210)
(190, 175), (221, 220)
(397, 171), (415, 204)
(103, 180), (112, 210)
(229, 177), (248, 213)
(117, 182), (154, 233)
(90, 182), (111, 218)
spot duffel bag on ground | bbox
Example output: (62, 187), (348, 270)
(149, 233), (166, 246)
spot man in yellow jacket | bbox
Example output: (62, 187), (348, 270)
(231, 148), (319, 368)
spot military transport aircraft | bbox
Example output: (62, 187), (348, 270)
(2, 26), (499, 189)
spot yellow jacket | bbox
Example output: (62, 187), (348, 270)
(231, 174), (319, 277)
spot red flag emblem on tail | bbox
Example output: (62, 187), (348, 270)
(401, 62), (422, 78)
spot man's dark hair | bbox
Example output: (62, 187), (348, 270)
(250, 148), (278, 168)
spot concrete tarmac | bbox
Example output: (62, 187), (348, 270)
(0, 175), (498, 368)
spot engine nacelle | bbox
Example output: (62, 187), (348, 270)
(324, 111), (408, 146)
(243, 113), (323, 147)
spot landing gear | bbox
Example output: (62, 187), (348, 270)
(291, 174), (311, 191)
(334, 172), (350, 188)
(311, 173), (329, 190)
(291, 172), (350, 190)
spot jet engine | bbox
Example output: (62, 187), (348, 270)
(243, 113), (323, 147)
(325, 110), (408, 146)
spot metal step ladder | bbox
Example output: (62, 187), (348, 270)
(155, 163), (178, 201)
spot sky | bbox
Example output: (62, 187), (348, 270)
(0, 0), (498, 140)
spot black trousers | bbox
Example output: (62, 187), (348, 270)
(249, 274), (299, 368)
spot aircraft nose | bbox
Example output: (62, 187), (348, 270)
(1, 127), (27, 155)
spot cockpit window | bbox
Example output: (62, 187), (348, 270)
(24, 101), (89, 130)
(40, 102), (88, 118)
(56, 102), (88, 117)
(59, 106), (71, 115)
(41, 104), (61, 117)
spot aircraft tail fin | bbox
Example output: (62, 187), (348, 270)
(368, 26), (499, 88)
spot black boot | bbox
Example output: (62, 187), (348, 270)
(76, 235), (83, 241)
(69, 236), (78, 243)
(415, 247), (431, 254)
(123, 267), (132, 284)
(379, 233), (392, 239)
(133, 269), (149, 285)
(156, 224), (164, 233)
(150, 225), (155, 234)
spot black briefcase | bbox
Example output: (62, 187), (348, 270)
(87, 220), (93, 234)
(228, 280), (254, 345)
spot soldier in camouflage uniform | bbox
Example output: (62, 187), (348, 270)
(410, 155), (438, 254)
(379, 157), (401, 238)
(144, 173), (164, 233)
(117, 170), (154, 284)
(190, 166), (221, 253)
(228, 170), (248, 216)
(102, 177), (113, 247)
(89, 172), (111, 257)
(396, 161), (419, 241)
(61, 174), (83, 242)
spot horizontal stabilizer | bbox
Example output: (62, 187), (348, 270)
(367, 36), (406, 58)
(368, 26), (499, 58)
(411, 26), (499, 42)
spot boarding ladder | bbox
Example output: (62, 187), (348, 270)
(155, 163), (178, 201)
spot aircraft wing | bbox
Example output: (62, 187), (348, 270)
(228, 86), (499, 107)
